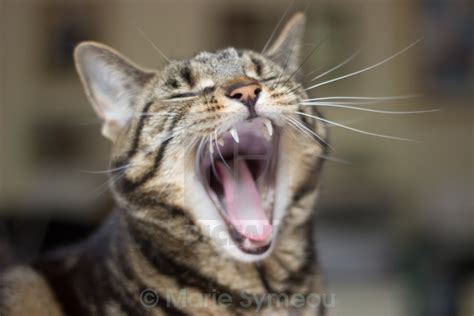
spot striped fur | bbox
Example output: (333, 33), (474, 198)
(0, 13), (328, 315)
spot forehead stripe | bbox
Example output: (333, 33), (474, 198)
(251, 57), (263, 76)
(165, 78), (180, 89)
(127, 101), (154, 158)
(180, 66), (195, 87)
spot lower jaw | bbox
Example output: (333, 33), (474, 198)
(239, 239), (272, 254)
(227, 221), (273, 255)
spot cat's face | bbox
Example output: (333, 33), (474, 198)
(75, 13), (327, 262)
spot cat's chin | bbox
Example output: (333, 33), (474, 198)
(197, 117), (279, 256)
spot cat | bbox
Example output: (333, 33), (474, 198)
(0, 13), (329, 315)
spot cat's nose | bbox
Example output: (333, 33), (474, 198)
(227, 83), (262, 106)
(225, 79), (262, 113)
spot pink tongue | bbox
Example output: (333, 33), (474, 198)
(215, 160), (272, 242)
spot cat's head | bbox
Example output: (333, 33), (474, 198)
(74, 13), (328, 262)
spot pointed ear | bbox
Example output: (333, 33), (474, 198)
(265, 12), (306, 75)
(74, 42), (155, 141)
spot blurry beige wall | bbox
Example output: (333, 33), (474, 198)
(0, 1), (472, 316)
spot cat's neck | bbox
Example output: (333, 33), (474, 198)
(36, 207), (321, 315)
(117, 205), (320, 297)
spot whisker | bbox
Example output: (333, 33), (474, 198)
(283, 115), (321, 146)
(280, 82), (305, 96)
(271, 14), (312, 91)
(304, 65), (325, 79)
(318, 154), (352, 165)
(310, 49), (361, 82)
(305, 38), (424, 92)
(272, 42), (298, 90)
(261, 0), (296, 54)
(303, 94), (420, 102)
(291, 111), (417, 142)
(136, 26), (170, 63)
(92, 171), (126, 198)
(284, 114), (331, 148)
(270, 66), (323, 96)
(266, 123), (349, 164)
(299, 102), (440, 114)
(283, 115), (313, 139)
(279, 34), (331, 91)
(303, 100), (386, 105)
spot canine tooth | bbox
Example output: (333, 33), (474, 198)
(264, 119), (273, 137)
(262, 125), (271, 141)
(217, 137), (224, 146)
(230, 128), (239, 143)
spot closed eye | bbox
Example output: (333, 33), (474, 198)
(167, 86), (216, 100)
(168, 92), (198, 99)
(259, 75), (278, 83)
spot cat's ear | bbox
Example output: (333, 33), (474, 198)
(265, 12), (305, 75)
(74, 42), (154, 141)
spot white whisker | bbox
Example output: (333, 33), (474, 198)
(283, 115), (314, 140)
(284, 116), (325, 148)
(272, 44), (298, 90)
(136, 26), (170, 63)
(261, 0), (296, 54)
(300, 102), (440, 114)
(92, 171), (126, 197)
(291, 111), (417, 142)
(284, 114), (331, 148)
(318, 154), (352, 165)
(305, 38), (423, 92)
(280, 34), (331, 91)
(283, 116), (355, 164)
(304, 65), (325, 79)
(303, 100), (384, 106)
(303, 94), (420, 102)
(310, 49), (361, 82)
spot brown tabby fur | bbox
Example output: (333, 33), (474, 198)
(0, 13), (328, 315)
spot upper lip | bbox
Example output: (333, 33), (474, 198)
(196, 117), (279, 254)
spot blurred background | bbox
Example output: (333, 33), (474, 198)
(0, 0), (472, 315)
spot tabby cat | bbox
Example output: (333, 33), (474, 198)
(0, 13), (329, 315)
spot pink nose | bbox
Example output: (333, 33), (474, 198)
(227, 83), (262, 107)
(225, 78), (262, 119)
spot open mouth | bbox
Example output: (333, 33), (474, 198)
(197, 117), (279, 255)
